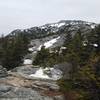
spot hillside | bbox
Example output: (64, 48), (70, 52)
(0, 20), (100, 100)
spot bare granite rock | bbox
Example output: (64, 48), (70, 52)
(0, 65), (8, 78)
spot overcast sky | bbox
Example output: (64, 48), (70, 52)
(0, 0), (100, 35)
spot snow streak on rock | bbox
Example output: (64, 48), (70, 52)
(38, 36), (60, 50)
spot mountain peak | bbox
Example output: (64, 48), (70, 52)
(7, 20), (97, 39)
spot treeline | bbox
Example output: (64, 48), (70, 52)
(0, 33), (29, 70)
(33, 25), (100, 100)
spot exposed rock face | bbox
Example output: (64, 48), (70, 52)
(0, 65), (65, 100)
(0, 65), (8, 78)
(11, 65), (38, 75)
(11, 65), (63, 80)
(0, 77), (64, 100)
(0, 84), (58, 100)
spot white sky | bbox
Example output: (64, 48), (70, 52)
(0, 0), (100, 35)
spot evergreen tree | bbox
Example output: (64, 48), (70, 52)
(1, 33), (29, 70)
(64, 32), (72, 47)
(33, 46), (50, 68)
(87, 25), (100, 53)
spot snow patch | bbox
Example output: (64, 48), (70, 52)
(28, 48), (34, 52)
(23, 59), (32, 65)
(29, 67), (62, 80)
(44, 36), (60, 48)
(91, 25), (95, 29)
(37, 36), (60, 50)
(28, 47), (36, 52)
(30, 68), (50, 79)
(93, 44), (98, 47)
(60, 47), (67, 50)
(83, 42), (98, 47)
(38, 45), (43, 51)
(50, 23), (65, 28)
(83, 43), (87, 46)
(57, 23), (65, 27)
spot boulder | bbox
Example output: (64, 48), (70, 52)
(0, 84), (12, 96)
(0, 65), (8, 78)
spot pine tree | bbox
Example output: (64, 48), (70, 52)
(64, 32), (72, 47)
(33, 46), (50, 68)
(87, 25), (100, 53)
(1, 33), (29, 70)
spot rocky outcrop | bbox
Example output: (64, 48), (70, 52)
(0, 84), (58, 100)
(0, 76), (64, 100)
(0, 65), (8, 78)
(10, 65), (63, 80)
(0, 65), (65, 100)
